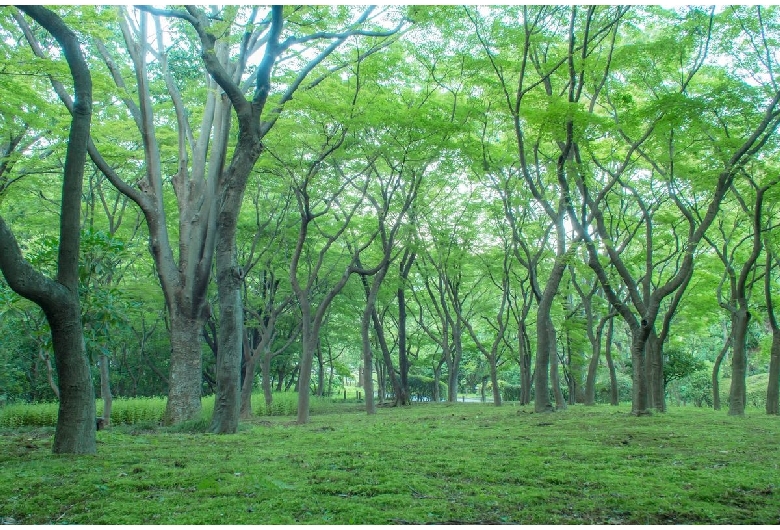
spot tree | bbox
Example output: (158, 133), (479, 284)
(765, 230), (780, 414)
(0, 5), (95, 453)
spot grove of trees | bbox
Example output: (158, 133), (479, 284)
(2, 5), (780, 453)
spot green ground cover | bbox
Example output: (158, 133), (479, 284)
(1, 403), (779, 524)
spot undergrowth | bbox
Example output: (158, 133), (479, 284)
(0, 391), (332, 428)
(1, 404), (779, 524)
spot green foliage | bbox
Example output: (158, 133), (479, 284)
(407, 375), (447, 402)
(677, 369), (715, 408)
(664, 348), (707, 387)
(0, 392), (313, 428)
(501, 384), (521, 402)
(595, 373), (633, 404)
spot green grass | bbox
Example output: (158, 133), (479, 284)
(1, 403), (779, 524)
(0, 392), (331, 428)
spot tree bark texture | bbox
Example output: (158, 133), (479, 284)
(629, 323), (653, 415)
(646, 331), (665, 412)
(728, 308), (750, 416)
(165, 313), (203, 424)
(534, 258), (568, 412)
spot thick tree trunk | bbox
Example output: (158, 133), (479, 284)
(646, 331), (665, 412)
(534, 309), (554, 413)
(630, 324), (652, 415)
(165, 313), (203, 424)
(728, 308), (750, 416)
(535, 254), (569, 412)
(49, 302), (97, 454)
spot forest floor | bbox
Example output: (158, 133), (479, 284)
(0, 402), (779, 524)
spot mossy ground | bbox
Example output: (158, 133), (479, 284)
(1, 403), (779, 524)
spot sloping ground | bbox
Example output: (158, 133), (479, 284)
(1, 403), (778, 524)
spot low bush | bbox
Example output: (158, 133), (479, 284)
(0, 391), (310, 428)
(407, 375), (447, 401)
(0, 401), (58, 428)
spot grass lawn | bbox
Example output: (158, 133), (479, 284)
(1, 402), (779, 524)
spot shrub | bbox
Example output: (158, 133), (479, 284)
(101, 397), (167, 425)
(501, 384), (522, 402)
(407, 375), (447, 402)
(0, 401), (58, 428)
(0, 392), (313, 429)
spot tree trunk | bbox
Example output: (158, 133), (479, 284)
(630, 323), (652, 415)
(605, 319), (619, 406)
(1, 5), (95, 454)
(397, 252), (415, 406)
(296, 324), (315, 424)
(712, 326), (731, 411)
(261, 351), (274, 412)
(766, 330), (780, 415)
(766, 249), (779, 415)
(519, 321), (532, 405)
(361, 305), (376, 415)
(534, 258), (567, 413)
(584, 345), (599, 406)
(646, 330), (665, 412)
(165, 313), (203, 424)
(99, 352), (112, 427)
(316, 343), (325, 397)
(450, 320), (464, 402)
(534, 310), (554, 413)
(239, 353), (258, 419)
(551, 331), (566, 410)
(433, 363), (442, 402)
(728, 308), (750, 416)
(584, 316), (609, 406)
(397, 284), (411, 406)
(489, 355), (501, 406)
(49, 302), (97, 453)
(39, 347), (60, 400)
